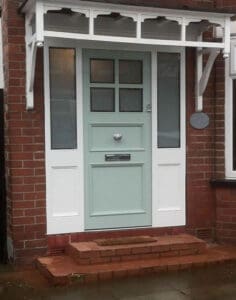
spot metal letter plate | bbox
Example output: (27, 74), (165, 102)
(105, 154), (131, 162)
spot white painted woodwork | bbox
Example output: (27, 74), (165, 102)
(44, 40), (84, 234)
(225, 38), (236, 178)
(23, 0), (232, 110)
(195, 48), (203, 112)
(152, 48), (186, 227)
(225, 55), (234, 178)
(196, 49), (220, 112)
(231, 39), (236, 75)
(216, 20), (236, 38)
(232, 21), (236, 35)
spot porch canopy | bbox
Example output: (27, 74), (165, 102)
(21, 0), (233, 110)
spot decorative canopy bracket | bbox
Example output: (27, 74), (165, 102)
(26, 38), (37, 110)
(195, 48), (220, 112)
(25, 1), (45, 110)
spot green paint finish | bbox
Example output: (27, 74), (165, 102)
(83, 49), (152, 230)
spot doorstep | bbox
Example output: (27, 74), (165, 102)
(36, 234), (236, 285)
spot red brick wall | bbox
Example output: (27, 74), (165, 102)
(216, 186), (236, 244)
(214, 56), (225, 179)
(2, 0), (47, 264)
(216, 0), (235, 9)
(186, 49), (216, 236)
(2, 0), (235, 264)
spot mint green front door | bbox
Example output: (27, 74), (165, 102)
(83, 49), (151, 230)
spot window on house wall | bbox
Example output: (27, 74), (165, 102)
(49, 48), (77, 149)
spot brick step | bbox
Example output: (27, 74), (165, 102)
(66, 234), (206, 265)
(36, 245), (236, 285)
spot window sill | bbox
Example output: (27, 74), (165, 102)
(210, 179), (236, 187)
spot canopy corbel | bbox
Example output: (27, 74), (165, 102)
(25, 0), (44, 110)
(195, 48), (220, 112)
(26, 39), (44, 110)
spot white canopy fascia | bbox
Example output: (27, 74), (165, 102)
(22, 0), (233, 110)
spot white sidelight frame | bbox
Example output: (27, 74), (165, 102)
(152, 47), (186, 227)
(44, 39), (84, 234)
(22, 0), (232, 110)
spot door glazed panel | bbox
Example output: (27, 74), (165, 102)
(83, 50), (151, 230)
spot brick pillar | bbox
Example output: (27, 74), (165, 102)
(2, 0), (47, 264)
(214, 55), (225, 179)
(186, 48), (216, 235)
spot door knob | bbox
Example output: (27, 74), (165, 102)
(113, 133), (122, 141)
(146, 104), (152, 112)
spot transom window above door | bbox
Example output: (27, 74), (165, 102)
(89, 58), (143, 112)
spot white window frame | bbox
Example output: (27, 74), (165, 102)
(225, 40), (236, 178)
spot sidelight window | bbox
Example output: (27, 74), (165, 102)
(157, 52), (180, 148)
(49, 48), (77, 149)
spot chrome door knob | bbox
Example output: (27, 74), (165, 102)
(146, 104), (152, 112)
(113, 133), (122, 141)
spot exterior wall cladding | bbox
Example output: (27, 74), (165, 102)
(1, 0), (236, 264)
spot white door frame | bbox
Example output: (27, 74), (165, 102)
(44, 38), (186, 234)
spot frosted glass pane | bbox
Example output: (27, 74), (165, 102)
(119, 60), (142, 84)
(157, 53), (180, 148)
(90, 59), (114, 83)
(91, 88), (115, 112)
(45, 12), (89, 34)
(51, 100), (77, 149)
(142, 18), (181, 40)
(49, 48), (77, 149)
(94, 15), (136, 38)
(119, 89), (143, 112)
